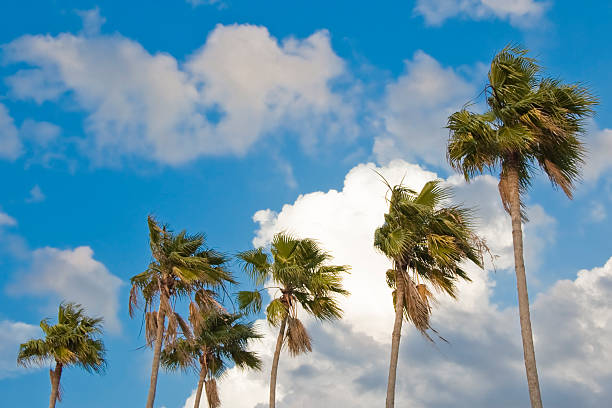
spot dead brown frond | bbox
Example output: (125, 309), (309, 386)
(145, 311), (158, 346)
(402, 275), (433, 342)
(285, 317), (312, 356)
(128, 284), (139, 318)
(498, 174), (512, 214)
(543, 159), (573, 198)
(165, 312), (178, 343)
(189, 301), (203, 334)
(416, 283), (434, 309)
(195, 289), (227, 313)
(174, 312), (192, 340)
(205, 379), (221, 408)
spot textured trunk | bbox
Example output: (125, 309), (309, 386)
(506, 166), (544, 408)
(48, 362), (62, 408)
(145, 295), (167, 408)
(269, 316), (287, 408)
(193, 365), (206, 408)
(386, 268), (405, 408)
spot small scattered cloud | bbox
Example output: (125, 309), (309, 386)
(588, 201), (607, 223)
(76, 7), (106, 36)
(0, 320), (40, 379)
(0, 103), (22, 161)
(186, 0), (226, 8)
(414, 0), (548, 27)
(0, 211), (17, 227)
(25, 185), (45, 203)
(584, 128), (612, 181)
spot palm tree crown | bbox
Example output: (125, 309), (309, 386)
(447, 45), (597, 209)
(237, 232), (350, 408)
(129, 216), (234, 348)
(374, 180), (484, 338)
(161, 310), (262, 408)
(238, 233), (349, 345)
(17, 302), (106, 407)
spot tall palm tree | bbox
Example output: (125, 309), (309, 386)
(17, 302), (106, 408)
(161, 310), (262, 408)
(129, 216), (234, 408)
(237, 233), (350, 408)
(447, 45), (597, 408)
(374, 180), (484, 408)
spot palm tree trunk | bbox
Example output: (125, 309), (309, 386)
(145, 301), (167, 408)
(193, 365), (206, 408)
(506, 166), (543, 408)
(386, 268), (405, 408)
(48, 362), (62, 408)
(269, 315), (287, 408)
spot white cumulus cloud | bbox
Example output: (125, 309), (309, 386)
(374, 51), (479, 168)
(3, 22), (355, 165)
(178, 159), (612, 408)
(10, 246), (123, 333)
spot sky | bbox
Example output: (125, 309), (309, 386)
(1, 0), (612, 407)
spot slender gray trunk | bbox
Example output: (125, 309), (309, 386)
(269, 316), (287, 408)
(386, 268), (405, 408)
(507, 166), (544, 408)
(193, 365), (206, 408)
(48, 362), (62, 408)
(145, 296), (167, 408)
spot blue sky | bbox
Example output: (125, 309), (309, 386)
(1, 1), (612, 407)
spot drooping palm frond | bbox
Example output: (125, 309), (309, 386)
(205, 379), (221, 408)
(285, 317), (312, 356)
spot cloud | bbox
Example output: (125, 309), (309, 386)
(583, 128), (612, 181)
(0, 211), (17, 227)
(588, 201), (607, 222)
(181, 159), (612, 407)
(25, 185), (45, 203)
(186, 0), (225, 7)
(0, 103), (22, 160)
(373, 51), (478, 168)
(0, 211), (28, 259)
(9, 246), (123, 333)
(0, 320), (40, 379)
(75, 7), (106, 36)
(3, 23), (355, 165)
(414, 0), (548, 27)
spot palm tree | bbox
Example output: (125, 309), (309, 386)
(237, 233), (350, 408)
(374, 180), (484, 408)
(17, 302), (106, 408)
(447, 45), (597, 408)
(129, 216), (234, 408)
(161, 310), (262, 408)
